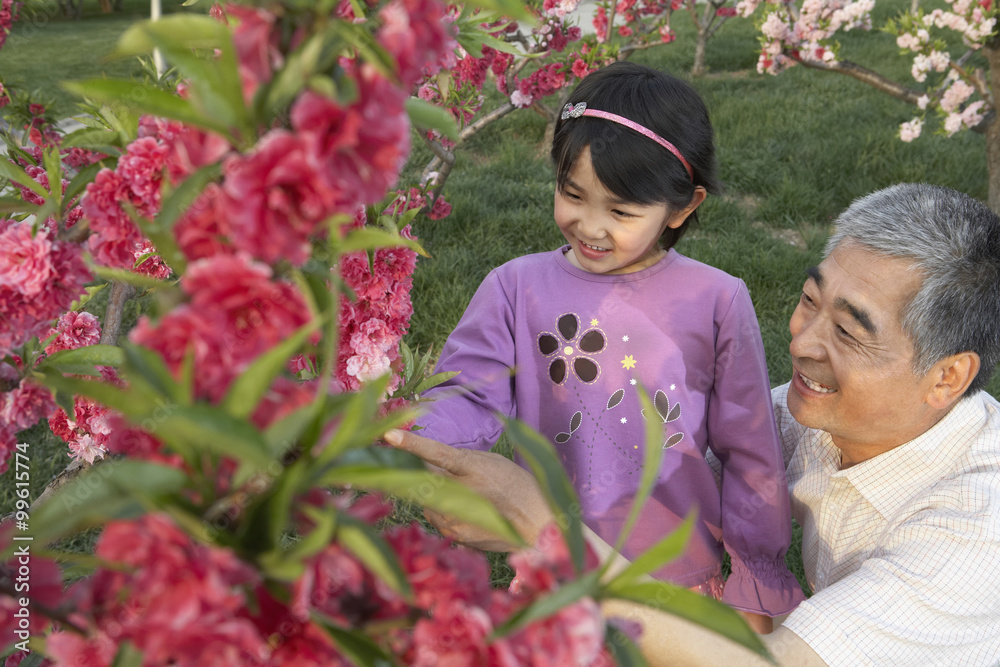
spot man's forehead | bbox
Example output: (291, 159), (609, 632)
(809, 242), (923, 333)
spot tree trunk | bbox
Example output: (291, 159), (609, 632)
(984, 44), (1000, 213)
(692, 29), (708, 77)
(100, 281), (136, 346)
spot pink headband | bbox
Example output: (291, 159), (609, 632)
(561, 102), (693, 182)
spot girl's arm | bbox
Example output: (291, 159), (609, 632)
(416, 270), (518, 450)
(383, 429), (826, 666)
(707, 281), (805, 616)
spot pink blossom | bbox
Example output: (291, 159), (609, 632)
(44, 310), (102, 355)
(131, 253), (313, 402)
(82, 168), (147, 269)
(507, 597), (606, 666)
(0, 222), (53, 296)
(940, 79), (975, 113)
(220, 130), (334, 266)
(411, 600), (514, 666)
(944, 111), (964, 135)
(291, 66), (412, 211)
(67, 433), (106, 464)
(175, 183), (234, 261)
(961, 99), (986, 128)
(48, 513), (268, 665)
(225, 3), (283, 103)
(377, 0), (458, 87)
(0, 227), (90, 358)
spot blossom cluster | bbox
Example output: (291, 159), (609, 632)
(593, 0), (685, 44)
(747, 0), (874, 74)
(0, 0), (18, 52)
(2, 502), (612, 666)
(745, 0), (997, 143)
(891, 0), (995, 140)
(337, 210), (417, 394)
(0, 220), (90, 365)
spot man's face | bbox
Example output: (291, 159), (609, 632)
(787, 241), (940, 461)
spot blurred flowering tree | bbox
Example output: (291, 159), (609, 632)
(739, 0), (1000, 211)
(413, 0), (746, 203)
(0, 2), (769, 666)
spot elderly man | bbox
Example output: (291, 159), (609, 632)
(385, 183), (1000, 665)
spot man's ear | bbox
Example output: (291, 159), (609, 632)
(925, 351), (981, 410)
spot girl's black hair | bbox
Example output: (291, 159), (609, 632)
(551, 61), (720, 250)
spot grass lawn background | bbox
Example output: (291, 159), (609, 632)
(1, 0), (996, 594)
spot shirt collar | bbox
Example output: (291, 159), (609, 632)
(831, 397), (986, 519)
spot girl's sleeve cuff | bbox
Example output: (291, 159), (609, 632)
(721, 556), (807, 617)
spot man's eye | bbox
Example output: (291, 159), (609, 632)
(800, 292), (814, 305)
(836, 325), (855, 342)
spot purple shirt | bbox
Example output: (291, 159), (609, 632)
(419, 247), (805, 615)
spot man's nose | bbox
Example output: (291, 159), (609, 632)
(789, 309), (826, 361)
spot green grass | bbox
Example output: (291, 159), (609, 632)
(2, 0), (999, 601)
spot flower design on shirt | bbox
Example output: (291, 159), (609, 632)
(537, 312), (606, 385)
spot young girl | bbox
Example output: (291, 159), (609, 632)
(416, 62), (805, 626)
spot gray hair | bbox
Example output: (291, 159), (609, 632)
(826, 183), (1000, 395)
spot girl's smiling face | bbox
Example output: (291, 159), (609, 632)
(554, 147), (705, 275)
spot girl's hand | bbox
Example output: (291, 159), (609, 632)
(382, 429), (554, 551)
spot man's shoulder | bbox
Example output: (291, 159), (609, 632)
(770, 383), (807, 470)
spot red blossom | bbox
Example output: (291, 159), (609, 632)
(47, 514), (268, 666)
(376, 0), (458, 87)
(291, 66), (411, 211)
(221, 130), (334, 266)
(44, 310), (101, 355)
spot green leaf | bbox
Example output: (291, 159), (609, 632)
(42, 146), (64, 213)
(503, 416), (585, 572)
(64, 162), (108, 210)
(310, 378), (388, 465)
(277, 504), (337, 563)
(111, 641), (145, 667)
(603, 515), (694, 588)
(28, 460), (188, 546)
(220, 319), (321, 419)
(319, 466), (522, 546)
(316, 619), (395, 666)
(405, 97), (459, 141)
(62, 79), (232, 137)
(337, 514), (413, 600)
(154, 405), (273, 469)
(604, 580), (771, 660)
(328, 21), (397, 81)
(0, 197), (39, 215)
(615, 385), (666, 552)
(236, 459), (307, 556)
(39, 371), (150, 420)
(604, 621), (648, 667)
(68, 284), (107, 313)
(259, 31), (329, 119)
(91, 265), (171, 291)
(113, 18), (247, 136)
(263, 399), (323, 458)
(40, 344), (126, 372)
(0, 158), (47, 197)
(61, 126), (122, 150)
(121, 342), (186, 404)
(339, 226), (430, 257)
(154, 162), (222, 232)
(410, 370), (460, 397)
(493, 571), (601, 638)
(18, 653), (47, 667)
